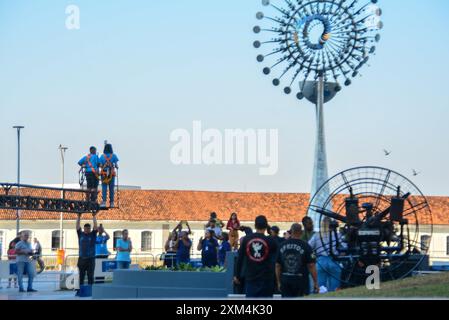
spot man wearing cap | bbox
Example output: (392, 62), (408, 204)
(276, 223), (319, 297)
(234, 215), (278, 298)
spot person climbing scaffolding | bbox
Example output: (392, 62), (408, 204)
(99, 143), (119, 208)
(78, 146), (100, 202)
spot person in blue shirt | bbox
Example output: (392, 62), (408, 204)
(99, 143), (119, 208)
(76, 212), (98, 295)
(218, 232), (232, 267)
(78, 146), (100, 202)
(95, 224), (110, 258)
(116, 229), (133, 269)
(175, 231), (192, 265)
(197, 230), (219, 268)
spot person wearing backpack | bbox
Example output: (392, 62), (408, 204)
(78, 146), (100, 202)
(99, 143), (119, 208)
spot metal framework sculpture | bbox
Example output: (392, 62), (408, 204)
(253, 0), (383, 227)
(0, 183), (99, 214)
(308, 167), (433, 286)
(253, 0), (382, 94)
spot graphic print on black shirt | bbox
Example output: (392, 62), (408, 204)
(277, 239), (315, 276)
(246, 237), (269, 262)
(235, 233), (278, 282)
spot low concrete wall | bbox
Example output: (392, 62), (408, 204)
(92, 252), (238, 299)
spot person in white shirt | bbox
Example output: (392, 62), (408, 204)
(206, 219), (223, 240)
(308, 217), (344, 292)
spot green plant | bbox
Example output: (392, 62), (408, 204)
(144, 265), (165, 271)
(201, 266), (226, 273)
(144, 264), (226, 273)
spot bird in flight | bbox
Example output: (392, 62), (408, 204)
(383, 149), (391, 156)
(412, 169), (421, 177)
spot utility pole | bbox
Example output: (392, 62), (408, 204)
(59, 145), (68, 250)
(13, 126), (25, 235)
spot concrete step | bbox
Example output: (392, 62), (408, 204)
(92, 284), (227, 299)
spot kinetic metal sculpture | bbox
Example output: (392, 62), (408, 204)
(307, 167), (432, 286)
(253, 0), (383, 227)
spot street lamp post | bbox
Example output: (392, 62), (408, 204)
(59, 145), (68, 250)
(13, 126), (25, 235)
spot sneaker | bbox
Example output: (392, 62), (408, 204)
(7, 285), (11, 289)
(110, 202), (115, 208)
(75, 289), (80, 297)
(100, 202), (107, 208)
(19, 289), (25, 293)
(27, 289), (38, 292)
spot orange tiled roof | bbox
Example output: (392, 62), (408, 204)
(0, 190), (448, 225)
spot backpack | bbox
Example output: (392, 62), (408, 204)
(101, 154), (115, 184)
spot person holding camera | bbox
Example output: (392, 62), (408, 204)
(15, 231), (37, 293)
(197, 230), (219, 268)
(276, 223), (319, 297)
(175, 230), (192, 265)
(174, 221), (192, 237)
(95, 224), (111, 259)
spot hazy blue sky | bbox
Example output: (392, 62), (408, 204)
(1, 0), (448, 196)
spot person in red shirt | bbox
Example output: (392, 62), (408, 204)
(7, 241), (18, 288)
(226, 212), (241, 250)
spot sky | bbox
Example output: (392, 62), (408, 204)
(0, 0), (448, 196)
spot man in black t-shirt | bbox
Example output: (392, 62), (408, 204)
(276, 223), (319, 298)
(269, 226), (285, 245)
(234, 215), (278, 298)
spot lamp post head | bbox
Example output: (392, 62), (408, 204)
(13, 126), (25, 130)
(59, 144), (68, 152)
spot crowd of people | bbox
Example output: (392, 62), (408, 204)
(1, 206), (340, 298)
(158, 211), (343, 298)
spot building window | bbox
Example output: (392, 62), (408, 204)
(113, 231), (123, 251)
(447, 236), (449, 256)
(421, 235), (431, 252)
(52, 230), (61, 251)
(141, 231), (152, 252)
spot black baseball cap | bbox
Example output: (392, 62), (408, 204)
(255, 215), (268, 229)
(271, 226), (280, 233)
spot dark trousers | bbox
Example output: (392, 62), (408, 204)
(85, 172), (99, 202)
(280, 276), (307, 298)
(245, 279), (274, 298)
(164, 253), (176, 268)
(77, 257), (95, 287)
(234, 278), (246, 294)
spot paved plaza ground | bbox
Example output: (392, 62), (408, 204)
(1, 271), (448, 300)
(0, 272), (86, 300)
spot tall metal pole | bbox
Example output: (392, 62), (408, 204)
(13, 126), (24, 235)
(308, 75), (331, 231)
(59, 145), (68, 250)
